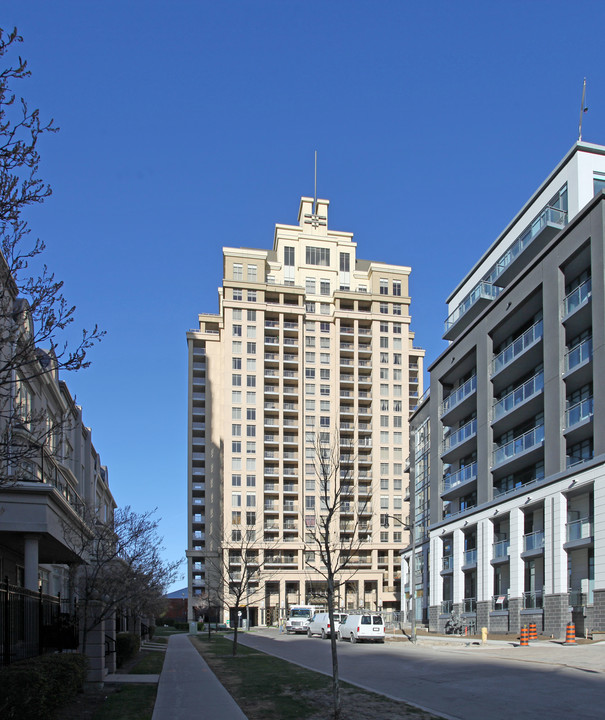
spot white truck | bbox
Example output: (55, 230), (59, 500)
(285, 605), (321, 634)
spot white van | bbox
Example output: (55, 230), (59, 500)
(307, 612), (347, 639)
(337, 613), (385, 643)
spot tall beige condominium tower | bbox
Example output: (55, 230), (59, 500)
(186, 196), (424, 626)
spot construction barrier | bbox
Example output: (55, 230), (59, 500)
(565, 622), (576, 644)
(520, 625), (529, 647)
(528, 622), (537, 641)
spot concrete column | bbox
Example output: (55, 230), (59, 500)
(429, 534), (443, 607)
(593, 468), (605, 592)
(23, 535), (39, 591)
(545, 492), (568, 595)
(509, 508), (524, 599)
(452, 528), (464, 604)
(478, 518), (494, 602)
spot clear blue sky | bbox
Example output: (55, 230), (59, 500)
(5, 1), (605, 592)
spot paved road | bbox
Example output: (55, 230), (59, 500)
(237, 630), (605, 720)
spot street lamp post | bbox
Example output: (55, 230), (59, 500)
(384, 514), (416, 644)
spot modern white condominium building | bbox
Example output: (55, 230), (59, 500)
(187, 196), (424, 625)
(407, 141), (605, 638)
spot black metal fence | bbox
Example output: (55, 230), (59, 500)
(1, 577), (79, 666)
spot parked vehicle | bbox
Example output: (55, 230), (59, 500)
(307, 612), (347, 639)
(285, 605), (321, 634)
(337, 613), (385, 643)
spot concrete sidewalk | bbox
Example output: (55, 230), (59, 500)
(151, 633), (248, 720)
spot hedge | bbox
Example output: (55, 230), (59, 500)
(0, 653), (88, 720)
(116, 631), (141, 667)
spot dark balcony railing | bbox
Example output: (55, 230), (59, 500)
(1, 581), (79, 666)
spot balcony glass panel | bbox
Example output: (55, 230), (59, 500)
(442, 555), (454, 571)
(440, 375), (477, 417)
(441, 600), (453, 614)
(492, 371), (543, 421)
(566, 397), (594, 429)
(523, 590), (543, 609)
(442, 418), (477, 455)
(463, 549), (477, 565)
(492, 594), (509, 610)
(493, 424), (544, 466)
(565, 337), (592, 372)
(462, 597), (476, 613)
(485, 206), (567, 285)
(523, 530), (544, 552)
(492, 319), (543, 375)
(445, 282), (501, 333)
(563, 277), (591, 317)
(443, 463), (477, 493)
(492, 539), (510, 560)
(566, 517), (593, 542)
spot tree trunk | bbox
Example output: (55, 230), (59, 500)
(327, 576), (341, 719)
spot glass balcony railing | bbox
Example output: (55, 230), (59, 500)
(443, 463), (477, 493)
(442, 555), (454, 571)
(440, 375), (477, 417)
(492, 539), (510, 560)
(493, 424), (544, 466)
(492, 319), (543, 375)
(523, 590), (543, 609)
(442, 418), (477, 455)
(463, 549), (477, 565)
(485, 206), (567, 285)
(566, 397), (594, 429)
(523, 530), (544, 552)
(492, 371), (544, 421)
(462, 597), (477, 613)
(441, 600), (453, 614)
(565, 337), (592, 372)
(566, 517), (593, 542)
(563, 277), (591, 317)
(445, 282), (501, 334)
(492, 594), (509, 610)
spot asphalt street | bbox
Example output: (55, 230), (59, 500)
(237, 629), (605, 720)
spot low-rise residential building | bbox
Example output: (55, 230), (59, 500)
(0, 255), (116, 677)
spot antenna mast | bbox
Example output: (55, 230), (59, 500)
(578, 78), (587, 141)
(314, 150), (317, 213)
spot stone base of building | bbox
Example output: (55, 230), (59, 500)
(488, 611), (509, 633)
(543, 593), (569, 638)
(429, 605), (439, 632)
(507, 596), (522, 634)
(593, 589), (605, 633)
(476, 601), (489, 632)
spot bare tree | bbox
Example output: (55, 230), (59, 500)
(303, 430), (370, 720)
(206, 517), (281, 657)
(0, 27), (103, 486)
(62, 505), (181, 655)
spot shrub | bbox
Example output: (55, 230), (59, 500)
(0, 653), (88, 720)
(174, 622), (189, 631)
(116, 632), (141, 667)
(148, 624), (156, 639)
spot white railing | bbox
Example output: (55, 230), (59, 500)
(492, 370), (543, 421)
(493, 424), (544, 466)
(492, 319), (543, 375)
